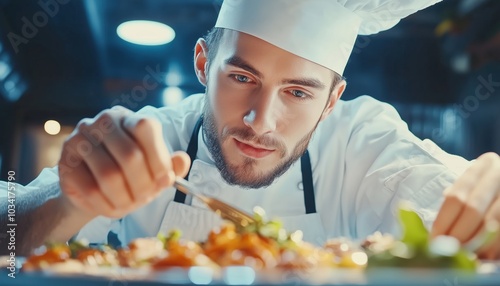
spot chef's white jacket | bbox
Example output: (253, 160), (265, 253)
(0, 94), (470, 246)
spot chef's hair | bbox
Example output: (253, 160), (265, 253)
(202, 27), (345, 96)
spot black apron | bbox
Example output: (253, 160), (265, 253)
(173, 117), (317, 214)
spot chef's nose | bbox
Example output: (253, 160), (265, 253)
(243, 91), (277, 135)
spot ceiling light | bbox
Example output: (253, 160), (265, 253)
(0, 60), (12, 81)
(4, 79), (15, 92)
(162, 86), (184, 106)
(4, 80), (26, 102)
(165, 71), (182, 86)
(2, 72), (26, 102)
(44, 120), (61, 135)
(165, 62), (183, 86)
(117, 20), (175, 46)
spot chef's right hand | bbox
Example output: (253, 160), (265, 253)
(57, 106), (190, 218)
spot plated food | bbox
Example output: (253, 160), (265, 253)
(21, 206), (478, 276)
(364, 207), (477, 270)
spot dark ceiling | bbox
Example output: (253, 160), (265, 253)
(0, 0), (221, 118)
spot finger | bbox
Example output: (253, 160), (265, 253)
(485, 197), (500, 223)
(447, 167), (500, 242)
(70, 130), (134, 210)
(476, 229), (500, 260)
(431, 156), (495, 238)
(59, 155), (115, 217)
(59, 153), (96, 215)
(478, 199), (500, 258)
(171, 151), (191, 178)
(122, 116), (174, 187)
(98, 113), (156, 202)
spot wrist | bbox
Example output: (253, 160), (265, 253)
(55, 194), (96, 226)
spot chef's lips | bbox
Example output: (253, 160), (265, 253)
(223, 126), (287, 158)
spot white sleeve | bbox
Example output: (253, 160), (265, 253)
(342, 96), (470, 238)
(0, 166), (114, 244)
(0, 166), (60, 198)
(72, 216), (115, 244)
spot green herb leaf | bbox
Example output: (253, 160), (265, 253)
(399, 203), (429, 249)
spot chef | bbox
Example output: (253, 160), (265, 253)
(1, 0), (499, 259)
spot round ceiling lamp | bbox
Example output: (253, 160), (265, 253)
(117, 20), (175, 46)
(44, 120), (61, 135)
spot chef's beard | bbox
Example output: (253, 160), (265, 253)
(202, 97), (318, 189)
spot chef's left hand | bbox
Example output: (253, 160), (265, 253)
(431, 152), (500, 259)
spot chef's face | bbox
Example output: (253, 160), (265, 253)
(194, 29), (345, 188)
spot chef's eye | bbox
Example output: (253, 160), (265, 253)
(233, 74), (252, 83)
(290, 89), (307, 98)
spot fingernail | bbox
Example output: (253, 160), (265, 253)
(158, 170), (175, 187)
(157, 174), (170, 187)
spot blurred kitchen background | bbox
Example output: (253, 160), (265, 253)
(0, 0), (499, 184)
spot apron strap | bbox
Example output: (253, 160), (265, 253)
(300, 150), (316, 214)
(174, 116), (317, 215)
(173, 116), (204, 203)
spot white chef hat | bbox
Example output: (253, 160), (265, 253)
(215, 0), (442, 75)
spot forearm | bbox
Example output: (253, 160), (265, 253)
(0, 183), (95, 256)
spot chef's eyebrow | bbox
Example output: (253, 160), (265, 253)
(224, 56), (263, 78)
(281, 78), (326, 90)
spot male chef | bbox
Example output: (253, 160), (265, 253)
(1, 0), (499, 259)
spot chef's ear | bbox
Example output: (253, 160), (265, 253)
(320, 79), (346, 121)
(194, 38), (209, 86)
